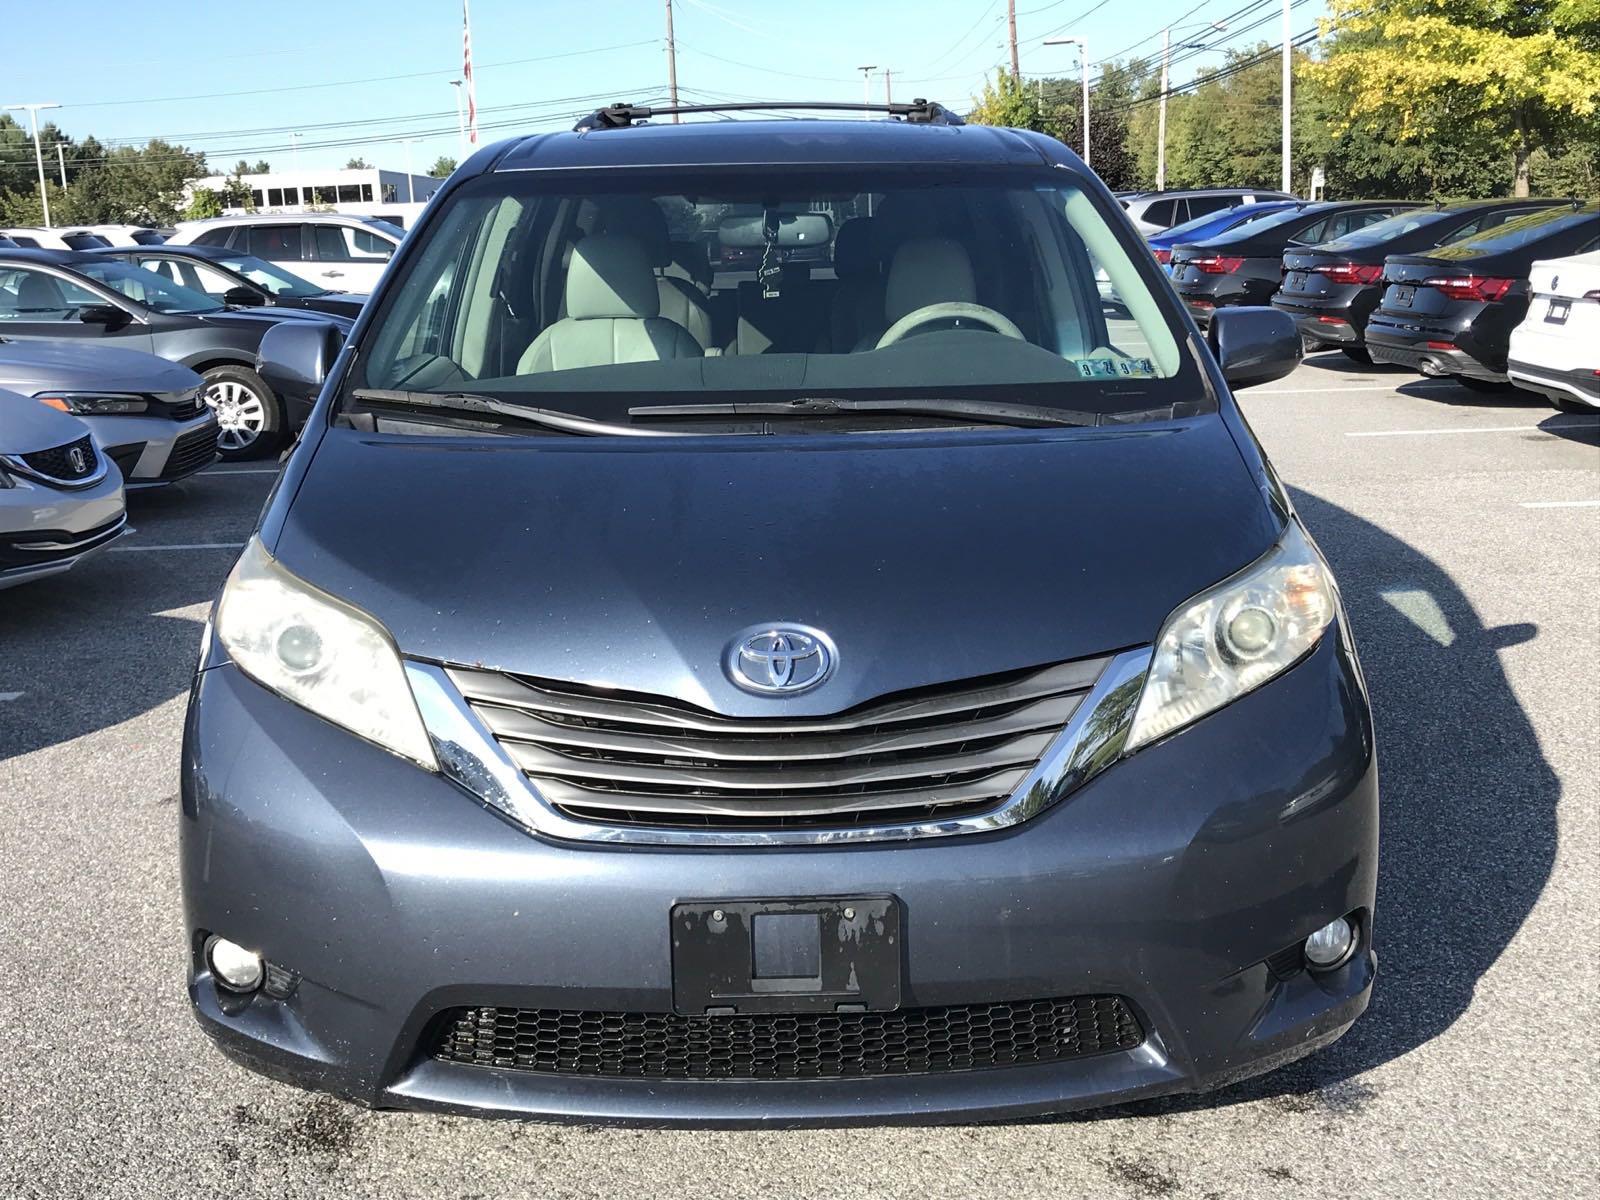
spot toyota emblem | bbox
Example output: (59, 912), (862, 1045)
(724, 624), (837, 695)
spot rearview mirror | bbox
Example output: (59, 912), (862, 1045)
(78, 304), (129, 329)
(223, 285), (268, 307)
(256, 319), (343, 409)
(1208, 307), (1301, 390)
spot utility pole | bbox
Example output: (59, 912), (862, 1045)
(2, 103), (60, 227)
(1007, 0), (1020, 79)
(1281, 0), (1292, 192)
(56, 143), (67, 187)
(290, 131), (302, 166)
(883, 68), (893, 104)
(858, 64), (876, 115)
(398, 138), (419, 202)
(450, 80), (466, 160)
(1043, 38), (1088, 169)
(665, 0), (680, 122)
(1158, 29), (1169, 191)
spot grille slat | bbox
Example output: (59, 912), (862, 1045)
(435, 995), (1143, 1080)
(451, 655), (1110, 831)
(159, 422), (219, 480)
(17, 435), (98, 483)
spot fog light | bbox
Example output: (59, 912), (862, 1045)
(207, 936), (264, 992)
(1303, 916), (1356, 971)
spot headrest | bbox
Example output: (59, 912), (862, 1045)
(17, 273), (66, 308)
(885, 237), (976, 324)
(665, 240), (712, 291)
(595, 197), (671, 267)
(565, 235), (661, 320)
(832, 218), (881, 281)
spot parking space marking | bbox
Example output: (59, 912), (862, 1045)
(0, 692), (22, 702)
(1519, 499), (1600, 509)
(110, 542), (246, 552)
(1345, 420), (1600, 438)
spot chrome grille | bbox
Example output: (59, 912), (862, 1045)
(448, 656), (1110, 830)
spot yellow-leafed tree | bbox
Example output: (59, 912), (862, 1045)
(1308, 0), (1600, 196)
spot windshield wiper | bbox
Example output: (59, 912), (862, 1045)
(628, 396), (1110, 429)
(351, 389), (694, 437)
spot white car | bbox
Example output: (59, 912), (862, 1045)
(0, 227), (113, 251)
(165, 213), (402, 293)
(85, 224), (167, 247)
(0, 387), (127, 589)
(1508, 250), (1600, 412)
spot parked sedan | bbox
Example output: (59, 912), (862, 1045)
(0, 248), (353, 458)
(1147, 200), (1301, 266)
(1507, 249), (1600, 411)
(0, 387), (127, 589)
(1272, 199), (1567, 361)
(1170, 201), (1416, 324)
(1366, 202), (1600, 387)
(95, 244), (368, 319)
(0, 336), (216, 486)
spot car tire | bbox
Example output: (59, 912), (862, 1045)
(1341, 347), (1372, 364)
(203, 366), (282, 460)
(1458, 377), (1512, 394)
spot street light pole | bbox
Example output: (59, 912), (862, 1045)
(1281, 0), (1292, 193)
(398, 138), (419, 202)
(56, 142), (67, 187)
(1043, 38), (1088, 169)
(3, 102), (60, 227)
(858, 64), (876, 114)
(1158, 29), (1170, 191)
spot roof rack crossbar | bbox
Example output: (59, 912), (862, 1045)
(574, 100), (963, 131)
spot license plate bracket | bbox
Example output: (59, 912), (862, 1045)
(1546, 299), (1571, 325)
(672, 896), (901, 1015)
(1393, 284), (1416, 307)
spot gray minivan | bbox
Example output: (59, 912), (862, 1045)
(182, 102), (1377, 1125)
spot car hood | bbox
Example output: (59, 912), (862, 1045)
(200, 306), (355, 332)
(0, 385), (94, 453)
(271, 417), (1279, 716)
(0, 338), (200, 394)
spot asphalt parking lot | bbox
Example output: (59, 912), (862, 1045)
(2, 355), (1596, 1199)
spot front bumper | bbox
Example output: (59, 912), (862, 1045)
(92, 411), (219, 485)
(0, 470), (127, 589)
(181, 627), (1378, 1125)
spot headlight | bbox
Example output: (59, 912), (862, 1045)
(1126, 520), (1337, 751)
(215, 536), (438, 770)
(36, 392), (148, 415)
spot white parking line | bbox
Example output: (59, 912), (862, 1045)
(1345, 420), (1600, 438)
(1519, 499), (1600, 509)
(110, 542), (245, 552)
(0, 692), (22, 702)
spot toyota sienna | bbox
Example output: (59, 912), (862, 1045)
(182, 101), (1378, 1125)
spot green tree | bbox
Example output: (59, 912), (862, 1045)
(344, 156), (373, 170)
(968, 71), (1045, 132)
(184, 188), (225, 220)
(428, 155), (457, 177)
(1308, 0), (1600, 196)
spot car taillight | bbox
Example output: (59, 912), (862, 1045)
(1312, 262), (1384, 285)
(1583, 289), (1600, 301)
(1153, 248), (1171, 265)
(1191, 255), (1245, 274)
(1424, 275), (1516, 302)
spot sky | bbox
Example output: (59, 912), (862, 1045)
(0, 0), (1321, 176)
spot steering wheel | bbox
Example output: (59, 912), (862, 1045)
(875, 302), (1026, 349)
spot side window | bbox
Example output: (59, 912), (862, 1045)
(1185, 195), (1232, 220)
(191, 227), (234, 248)
(313, 225), (348, 261)
(1292, 216), (1331, 245)
(245, 225), (305, 261)
(138, 257), (184, 285)
(0, 267), (103, 320)
(1140, 199), (1177, 227)
(182, 261), (243, 298)
(345, 228), (394, 260)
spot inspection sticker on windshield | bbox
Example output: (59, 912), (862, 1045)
(1075, 358), (1157, 380)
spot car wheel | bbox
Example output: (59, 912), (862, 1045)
(1458, 377), (1512, 394)
(1341, 347), (1372, 364)
(203, 366), (282, 460)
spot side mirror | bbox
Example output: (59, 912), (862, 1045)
(256, 319), (343, 408)
(1208, 307), (1301, 390)
(223, 285), (268, 307)
(78, 303), (129, 329)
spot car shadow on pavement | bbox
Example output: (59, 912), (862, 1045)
(1538, 410), (1600, 446)
(1299, 350), (1412, 376)
(1064, 487), (1559, 1121)
(0, 493), (236, 763)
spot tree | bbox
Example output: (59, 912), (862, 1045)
(428, 155), (457, 178)
(967, 71), (1044, 132)
(344, 156), (373, 170)
(1308, 0), (1600, 196)
(184, 188), (225, 220)
(231, 159), (270, 176)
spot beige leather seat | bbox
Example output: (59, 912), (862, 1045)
(593, 199), (716, 351)
(518, 235), (702, 373)
(853, 236), (977, 350)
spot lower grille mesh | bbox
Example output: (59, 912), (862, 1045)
(434, 995), (1142, 1080)
(159, 422), (220, 480)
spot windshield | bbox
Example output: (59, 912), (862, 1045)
(1426, 203), (1599, 260)
(352, 167), (1195, 429)
(74, 260), (223, 313)
(213, 253), (326, 297)
(1318, 208), (1438, 249)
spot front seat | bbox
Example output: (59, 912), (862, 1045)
(854, 236), (977, 350)
(15, 271), (69, 314)
(596, 199), (716, 351)
(822, 217), (883, 352)
(518, 235), (702, 373)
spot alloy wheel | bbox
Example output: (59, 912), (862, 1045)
(205, 379), (267, 452)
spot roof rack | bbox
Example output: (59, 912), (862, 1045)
(573, 100), (964, 131)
